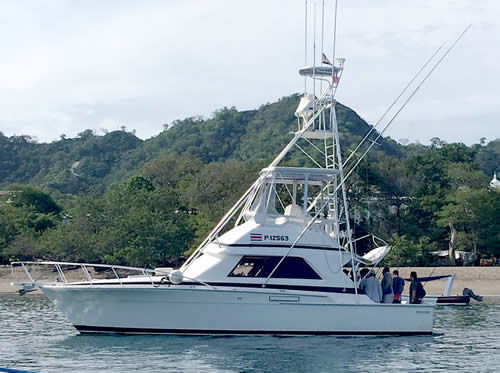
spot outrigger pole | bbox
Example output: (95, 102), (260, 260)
(340, 25), (471, 181)
(308, 25), (471, 213)
(341, 42), (445, 168)
(263, 24), (472, 288)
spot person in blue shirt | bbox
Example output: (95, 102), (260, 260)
(392, 269), (405, 303)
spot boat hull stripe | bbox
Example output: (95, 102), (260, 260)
(67, 281), (362, 294)
(74, 325), (431, 336)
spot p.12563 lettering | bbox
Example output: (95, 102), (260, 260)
(264, 235), (289, 241)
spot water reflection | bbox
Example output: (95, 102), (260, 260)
(440, 303), (492, 329)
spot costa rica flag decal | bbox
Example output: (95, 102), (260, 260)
(250, 233), (263, 242)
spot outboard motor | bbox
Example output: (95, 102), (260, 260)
(19, 284), (36, 296)
(463, 288), (483, 302)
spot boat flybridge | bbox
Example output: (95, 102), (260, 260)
(11, 1), (437, 335)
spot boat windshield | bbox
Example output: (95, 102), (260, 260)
(256, 167), (337, 218)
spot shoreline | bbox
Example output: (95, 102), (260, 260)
(2, 266), (499, 303)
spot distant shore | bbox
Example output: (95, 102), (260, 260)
(1, 265), (499, 303)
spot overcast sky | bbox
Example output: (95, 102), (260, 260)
(0, 0), (498, 145)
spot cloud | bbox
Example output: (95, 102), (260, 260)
(0, 0), (498, 145)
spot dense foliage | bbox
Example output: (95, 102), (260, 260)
(0, 94), (498, 266)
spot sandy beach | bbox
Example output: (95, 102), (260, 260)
(1, 265), (499, 303)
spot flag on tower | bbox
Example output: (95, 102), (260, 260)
(333, 73), (339, 85)
(321, 53), (332, 65)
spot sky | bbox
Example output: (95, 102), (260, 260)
(0, 0), (498, 145)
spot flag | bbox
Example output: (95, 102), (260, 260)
(321, 53), (332, 65)
(250, 233), (263, 242)
(333, 73), (339, 85)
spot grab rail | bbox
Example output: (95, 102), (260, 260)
(10, 261), (214, 290)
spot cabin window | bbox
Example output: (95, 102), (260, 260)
(228, 256), (321, 280)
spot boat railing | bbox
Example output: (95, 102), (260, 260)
(10, 261), (214, 293)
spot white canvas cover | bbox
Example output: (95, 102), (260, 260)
(362, 245), (391, 264)
(294, 94), (315, 120)
(299, 65), (338, 77)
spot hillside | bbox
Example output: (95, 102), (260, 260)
(0, 94), (405, 195)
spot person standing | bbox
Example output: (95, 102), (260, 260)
(381, 267), (394, 303)
(359, 268), (382, 303)
(392, 270), (405, 303)
(409, 271), (420, 304)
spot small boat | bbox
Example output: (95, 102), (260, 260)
(435, 295), (470, 306)
(402, 275), (471, 306)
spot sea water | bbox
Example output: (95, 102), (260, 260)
(0, 294), (498, 372)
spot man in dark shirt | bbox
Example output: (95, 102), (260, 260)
(409, 271), (419, 304)
(392, 269), (404, 303)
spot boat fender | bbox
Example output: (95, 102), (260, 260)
(168, 270), (184, 285)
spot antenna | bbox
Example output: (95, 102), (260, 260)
(332, 0), (338, 64)
(312, 0), (317, 122)
(304, 0), (308, 94)
(320, 0), (325, 94)
(321, 0), (325, 57)
(331, 0), (340, 94)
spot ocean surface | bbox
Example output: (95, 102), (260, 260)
(0, 294), (498, 372)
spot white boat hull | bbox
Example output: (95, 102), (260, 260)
(42, 285), (434, 335)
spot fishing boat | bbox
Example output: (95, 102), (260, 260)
(11, 1), (468, 336)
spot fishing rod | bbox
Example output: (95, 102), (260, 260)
(307, 25), (470, 213)
(307, 41), (445, 213)
(342, 41), (446, 168)
(342, 25), (471, 179)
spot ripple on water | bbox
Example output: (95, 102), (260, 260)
(0, 294), (499, 372)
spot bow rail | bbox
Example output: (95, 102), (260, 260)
(10, 261), (212, 295)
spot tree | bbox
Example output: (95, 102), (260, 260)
(9, 186), (61, 214)
(430, 137), (446, 148)
(141, 155), (203, 189)
(437, 188), (500, 256)
(383, 234), (437, 267)
(181, 160), (260, 222)
(36, 176), (197, 267)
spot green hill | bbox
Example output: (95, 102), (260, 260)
(0, 94), (404, 195)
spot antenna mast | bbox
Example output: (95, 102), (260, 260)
(304, 0), (308, 94)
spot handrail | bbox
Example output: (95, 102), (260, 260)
(11, 261), (156, 273)
(11, 261), (215, 289)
